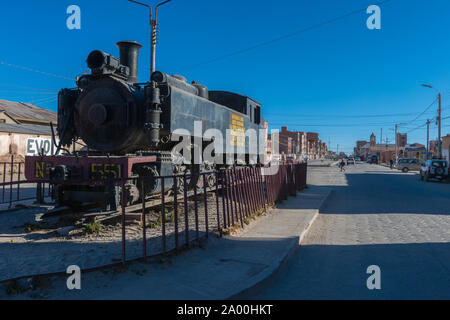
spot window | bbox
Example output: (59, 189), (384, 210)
(255, 106), (261, 125)
(431, 161), (447, 168)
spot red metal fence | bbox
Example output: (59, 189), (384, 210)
(119, 163), (308, 264)
(0, 163), (307, 284)
(0, 155), (52, 208)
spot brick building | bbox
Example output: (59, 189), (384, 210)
(271, 127), (326, 161)
(397, 133), (407, 147)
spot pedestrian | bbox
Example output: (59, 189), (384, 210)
(390, 159), (394, 170)
(339, 159), (346, 172)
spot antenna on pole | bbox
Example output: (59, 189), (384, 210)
(128, 0), (172, 76)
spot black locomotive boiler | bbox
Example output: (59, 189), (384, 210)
(25, 40), (265, 208)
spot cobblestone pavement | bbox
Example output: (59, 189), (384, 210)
(253, 163), (450, 299)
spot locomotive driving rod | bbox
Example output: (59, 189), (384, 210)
(128, 0), (172, 75)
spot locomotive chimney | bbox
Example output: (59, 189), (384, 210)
(116, 41), (143, 83)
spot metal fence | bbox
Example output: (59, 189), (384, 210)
(0, 155), (52, 207)
(118, 163), (308, 264)
(0, 163), (307, 284)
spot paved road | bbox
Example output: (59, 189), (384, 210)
(253, 163), (450, 299)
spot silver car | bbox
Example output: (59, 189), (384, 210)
(396, 158), (423, 173)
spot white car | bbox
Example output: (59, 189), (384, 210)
(420, 160), (449, 182)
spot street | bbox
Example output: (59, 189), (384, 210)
(253, 162), (450, 299)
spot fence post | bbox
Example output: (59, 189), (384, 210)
(173, 176), (179, 251)
(221, 170), (227, 229)
(234, 169), (244, 228)
(9, 155), (13, 208)
(183, 174), (189, 247)
(141, 180), (147, 260)
(225, 170), (231, 228)
(121, 181), (126, 265)
(203, 174), (209, 239)
(161, 178), (166, 254)
(17, 163), (21, 202)
(215, 171), (222, 236)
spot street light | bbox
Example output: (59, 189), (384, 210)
(128, 0), (172, 75)
(421, 84), (442, 159)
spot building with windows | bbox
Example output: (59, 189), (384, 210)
(274, 127), (326, 160)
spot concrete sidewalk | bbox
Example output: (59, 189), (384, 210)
(3, 185), (331, 300)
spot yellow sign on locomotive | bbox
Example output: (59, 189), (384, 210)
(35, 161), (53, 179)
(90, 163), (123, 180)
(229, 113), (245, 147)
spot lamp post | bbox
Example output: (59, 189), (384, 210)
(128, 0), (172, 75)
(422, 84), (442, 159)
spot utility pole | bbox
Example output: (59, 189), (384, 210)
(337, 144), (339, 158)
(395, 124), (398, 163)
(438, 93), (442, 159)
(128, 0), (172, 75)
(422, 84), (443, 159)
(328, 137), (331, 159)
(380, 128), (383, 145)
(427, 119), (430, 159)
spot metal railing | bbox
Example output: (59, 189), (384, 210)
(0, 163), (307, 284)
(0, 155), (52, 208)
(118, 163), (308, 263)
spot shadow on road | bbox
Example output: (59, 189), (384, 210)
(317, 171), (450, 216)
(255, 242), (450, 300)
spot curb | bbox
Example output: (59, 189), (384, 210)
(227, 189), (333, 300)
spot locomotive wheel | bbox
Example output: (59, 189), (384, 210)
(136, 165), (160, 197)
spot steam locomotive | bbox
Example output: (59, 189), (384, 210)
(25, 40), (265, 208)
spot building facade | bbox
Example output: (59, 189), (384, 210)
(270, 127), (327, 161)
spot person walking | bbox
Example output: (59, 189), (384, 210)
(339, 159), (346, 172)
(390, 159), (394, 170)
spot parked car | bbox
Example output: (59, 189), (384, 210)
(396, 158), (423, 173)
(420, 160), (449, 182)
(367, 155), (378, 164)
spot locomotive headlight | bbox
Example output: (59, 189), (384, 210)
(87, 50), (120, 72)
(151, 71), (166, 83)
(87, 50), (107, 70)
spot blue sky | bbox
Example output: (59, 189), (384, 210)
(1, 0), (450, 154)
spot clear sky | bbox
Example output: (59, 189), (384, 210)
(1, 0), (450, 154)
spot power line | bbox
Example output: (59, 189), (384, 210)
(263, 111), (439, 120)
(405, 97), (438, 125)
(0, 61), (73, 81)
(30, 96), (58, 104)
(0, 83), (59, 93)
(407, 123), (428, 134)
(265, 112), (414, 118)
(182, 0), (393, 70)
(0, 90), (56, 95)
(270, 122), (404, 128)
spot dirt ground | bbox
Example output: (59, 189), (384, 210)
(0, 190), (252, 282)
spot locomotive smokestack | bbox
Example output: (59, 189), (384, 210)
(116, 41), (143, 83)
